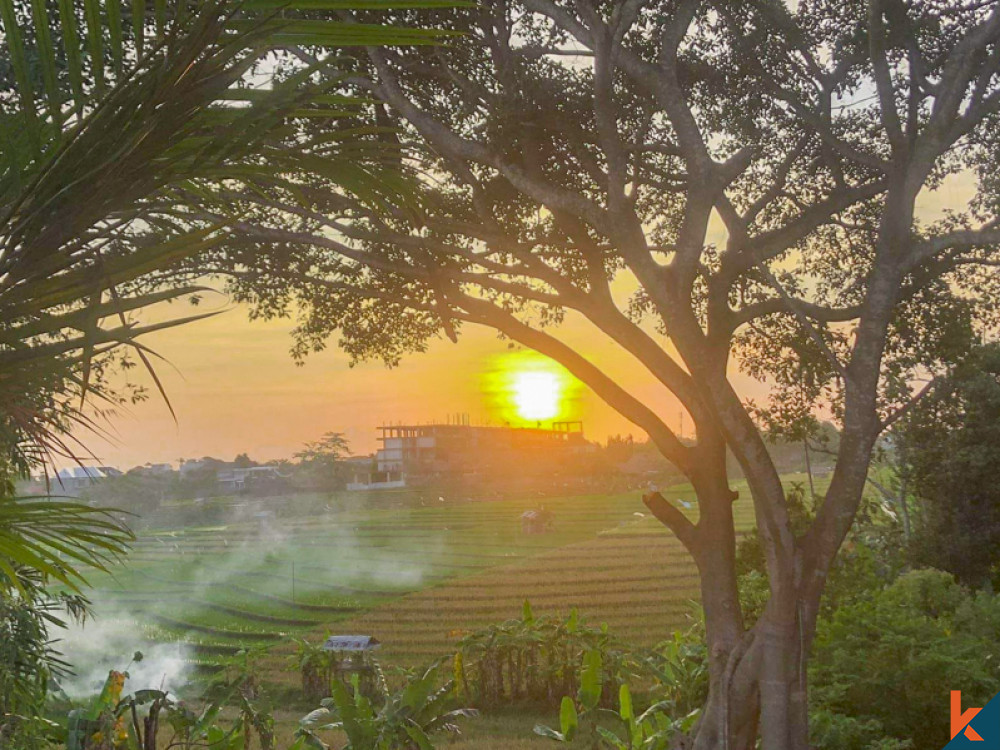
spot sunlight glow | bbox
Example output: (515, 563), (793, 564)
(512, 371), (561, 421)
(481, 351), (581, 426)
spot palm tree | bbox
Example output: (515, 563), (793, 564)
(0, 0), (446, 474)
(0, 2), (453, 740)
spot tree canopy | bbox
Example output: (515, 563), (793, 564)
(901, 343), (1000, 588)
(192, 2), (1000, 747)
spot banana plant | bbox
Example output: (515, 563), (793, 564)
(456, 603), (633, 708)
(593, 684), (698, 750)
(292, 664), (477, 750)
(639, 621), (709, 720)
(534, 652), (699, 750)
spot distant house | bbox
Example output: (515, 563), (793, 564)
(217, 465), (283, 493)
(130, 462), (174, 478)
(53, 466), (122, 496)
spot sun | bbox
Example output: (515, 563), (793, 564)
(512, 371), (561, 421)
(481, 351), (580, 426)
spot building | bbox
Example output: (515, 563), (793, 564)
(52, 466), (123, 496)
(349, 421), (588, 489)
(216, 465), (284, 493)
(344, 456), (403, 491)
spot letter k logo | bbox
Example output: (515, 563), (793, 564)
(953, 691), (985, 741)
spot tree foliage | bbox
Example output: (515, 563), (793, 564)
(811, 570), (1000, 750)
(900, 343), (1000, 587)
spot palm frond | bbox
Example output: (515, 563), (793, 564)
(0, 0), (458, 590)
(0, 496), (132, 592)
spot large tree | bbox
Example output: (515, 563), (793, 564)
(205, 2), (1000, 747)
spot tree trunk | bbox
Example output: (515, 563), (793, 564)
(681, 451), (823, 750)
(690, 605), (813, 750)
(687, 476), (759, 750)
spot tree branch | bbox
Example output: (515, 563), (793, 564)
(642, 491), (699, 552)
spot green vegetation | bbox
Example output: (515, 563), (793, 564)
(806, 568), (1000, 750)
(898, 344), (1000, 587)
(293, 664), (476, 750)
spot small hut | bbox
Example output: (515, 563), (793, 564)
(520, 508), (554, 534)
(322, 635), (381, 697)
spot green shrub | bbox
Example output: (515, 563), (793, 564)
(292, 664), (476, 750)
(810, 570), (999, 749)
(809, 710), (913, 750)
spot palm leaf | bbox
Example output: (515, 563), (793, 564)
(0, 0), (462, 594)
(0, 497), (132, 593)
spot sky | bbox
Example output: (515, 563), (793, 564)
(89, 304), (698, 469)
(80, 174), (975, 470)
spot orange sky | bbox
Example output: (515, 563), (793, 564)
(79, 176), (974, 470)
(90, 302), (702, 469)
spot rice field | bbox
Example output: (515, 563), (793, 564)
(82, 475), (816, 675)
(82, 487), (690, 661)
(318, 481), (763, 666)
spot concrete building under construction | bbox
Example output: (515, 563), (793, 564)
(348, 420), (589, 490)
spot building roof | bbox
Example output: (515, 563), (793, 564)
(56, 466), (117, 480)
(322, 635), (381, 652)
(378, 421), (583, 435)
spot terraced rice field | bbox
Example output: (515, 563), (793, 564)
(83, 488), (693, 663)
(84, 475), (818, 677)
(318, 482), (762, 665)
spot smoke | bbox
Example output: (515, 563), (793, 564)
(54, 502), (445, 702)
(53, 606), (193, 700)
(182, 511), (442, 596)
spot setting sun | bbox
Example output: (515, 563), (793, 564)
(480, 351), (580, 426)
(512, 371), (561, 421)
(481, 351), (581, 426)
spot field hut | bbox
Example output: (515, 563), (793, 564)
(520, 508), (554, 534)
(323, 635), (381, 696)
